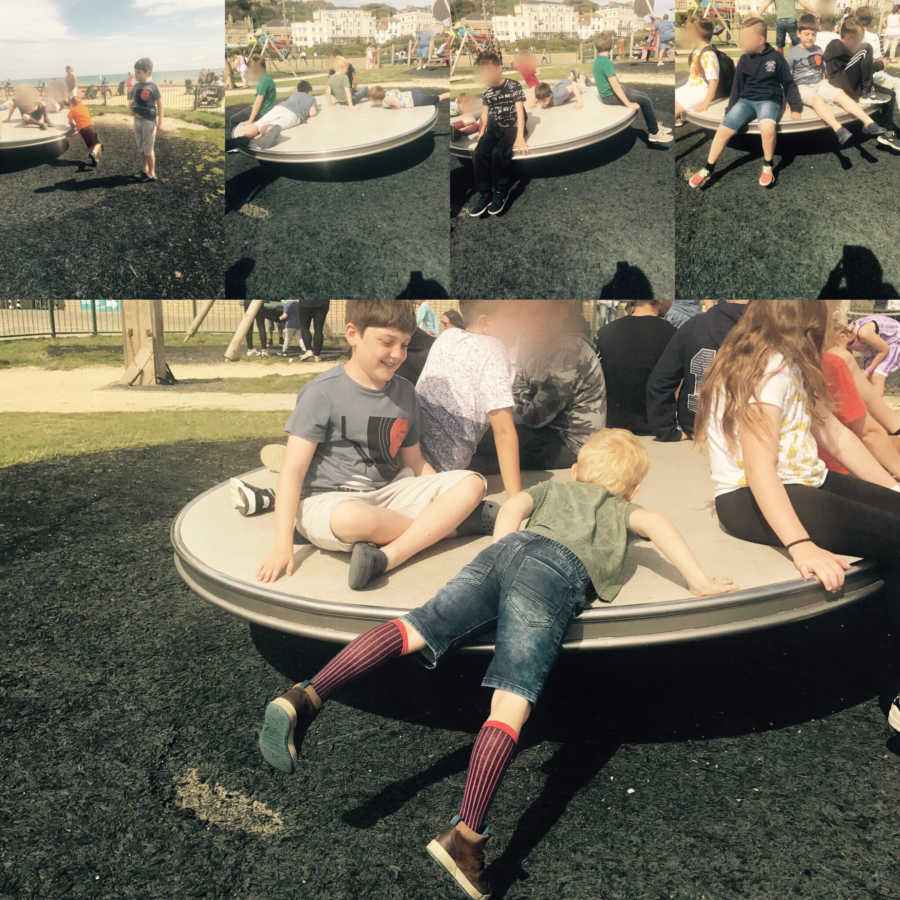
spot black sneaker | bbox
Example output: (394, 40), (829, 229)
(133, 171), (150, 182)
(890, 694), (900, 733)
(863, 122), (887, 137)
(876, 131), (900, 152)
(229, 477), (275, 516)
(835, 126), (852, 146)
(488, 187), (511, 216)
(466, 192), (492, 217)
(259, 683), (322, 774)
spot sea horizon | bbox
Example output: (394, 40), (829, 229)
(6, 68), (222, 86)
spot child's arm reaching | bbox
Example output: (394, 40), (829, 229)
(812, 407), (897, 488)
(571, 82), (583, 109)
(257, 434), (317, 583)
(493, 491), (534, 542)
(489, 407), (522, 497)
(628, 508), (736, 597)
(399, 443), (437, 477)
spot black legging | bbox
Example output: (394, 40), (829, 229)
(298, 303), (329, 357)
(242, 299), (267, 350)
(470, 423), (578, 474)
(715, 472), (900, 567)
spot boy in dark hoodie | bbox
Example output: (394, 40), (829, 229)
(689, 17), (803, 189)
(645, 300), (750, 442)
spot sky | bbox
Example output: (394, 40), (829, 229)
(0, 0), (223, 80)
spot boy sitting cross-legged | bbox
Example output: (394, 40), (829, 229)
(788, 14), (892, 147)
(258, 428), (736, 899)
(689, 16), (803, 189)
(229, 301), (497, 591)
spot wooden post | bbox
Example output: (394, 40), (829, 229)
(90, 300), (98, 336)
(120, 300), (167, 385)
(183, 299), (217, 342)
(48, 300), (57, 338)
(224, 300), (265, 361)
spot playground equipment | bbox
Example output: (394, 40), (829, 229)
(0, 110), (70, 161)
(237, 101), (438, 164)
(684, 94), (892, 133)
(120, 300), (174, 386)
(245, 27), (296, 76)
(172, 437), (885, 651)
(682, 0), (738, 45)
(450, 92), (637, 161)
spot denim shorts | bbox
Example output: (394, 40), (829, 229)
(403, 531), (590, 704)
(776, 17), (799, 49)
(721, 98), (782, 132)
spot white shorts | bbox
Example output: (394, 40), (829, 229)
(798, 81), (842, 104)
(675, 83), (708, 110)
(296, 468), (485, 552)
(252, 105), (301, 134)
(133, 117), (157, 155)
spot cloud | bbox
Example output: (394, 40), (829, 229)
(7, 0), (69, 41)
(131, 0), (223, 14)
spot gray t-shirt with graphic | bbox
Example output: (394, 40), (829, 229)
(786, 44), (824, 85)
(285, 365), (420, 495)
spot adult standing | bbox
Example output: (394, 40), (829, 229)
(64, 65), (78, 104)
(125, 71), (135, 97)
(657, 14), (675, 65)
(297, 300), (331, 362)
(415, 300), (439, 336)
(594, 301), (676, 433)
(416, 29), (433, 71)
(242, 299), (269, 356)
(886, 5), (900, 60)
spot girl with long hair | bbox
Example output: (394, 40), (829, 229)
(694, 300), (900, 593)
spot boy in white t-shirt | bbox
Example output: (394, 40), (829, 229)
(815, 15), (841, 56)
(415, 301), (523, 497)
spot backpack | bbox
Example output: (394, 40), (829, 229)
(692, 44), (734, 98)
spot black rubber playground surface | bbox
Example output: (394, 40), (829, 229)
(224, 96), (450, 301)
(450, 84), (674, 300)
(3, 439), (898, 898)
(0, 121), (224, 300)
(675, 97), (900, 299)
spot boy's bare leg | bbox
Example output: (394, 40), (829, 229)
(379, 473), (484, 571)
(832, 90), (875, 125)
(331, 501), (413, 546)
(810, 95), (842, 131)
(706, 125), (735, 165)
(758, 120), (776, 160)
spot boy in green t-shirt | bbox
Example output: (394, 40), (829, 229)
(593, 30), (673, 144)
(230, 56), (277, 142)
(257, 428), (735, 898)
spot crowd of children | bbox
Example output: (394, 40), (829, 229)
(3, 58), (163, 181)
(221, 300), (900, 898)
(681, 6), (899, 189)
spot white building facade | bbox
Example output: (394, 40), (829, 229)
(293, 5), (441, 46)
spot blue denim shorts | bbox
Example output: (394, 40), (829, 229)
(721, 97), (783, 132)
(403, 531), (590, 704)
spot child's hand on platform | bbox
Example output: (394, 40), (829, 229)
(627, 101), (640, 111)
(689, 575), (737, 597)
(514, 136), (528, 153)
(790, 110), (802, 120)
(257, 548), (295, 583)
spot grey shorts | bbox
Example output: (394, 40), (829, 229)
(296, 468), (485, 552)
(133, 117), (157, 155)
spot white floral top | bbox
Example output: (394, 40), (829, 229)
(707, 353), (828, 497)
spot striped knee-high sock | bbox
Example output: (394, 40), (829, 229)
(309, 619), (408, 701)
(458, 720), (519, 834)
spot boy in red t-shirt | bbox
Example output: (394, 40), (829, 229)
(66, 98), (102, 165)
(512, 52), (539, 102)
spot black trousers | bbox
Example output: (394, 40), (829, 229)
(470, 423), (578, 475)
(473, 119), (517, 194)
(242, 299), (267, 350)
(298, 303), (329, 356)
(715, 472), (900, 566)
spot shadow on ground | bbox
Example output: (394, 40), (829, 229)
(1, 438), (897, 900)
(675, 106), (900, 298)
(224, 97), (450, 301)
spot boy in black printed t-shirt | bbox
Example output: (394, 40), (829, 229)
(467, 51), (527, 218)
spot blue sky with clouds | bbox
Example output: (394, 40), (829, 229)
(1, 0), (222, 80)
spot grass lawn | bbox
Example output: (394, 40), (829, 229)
(0, 410), (289, 467)
(0, 335), (345, 369)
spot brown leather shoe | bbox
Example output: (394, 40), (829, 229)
(426, 823), (492, 899)
(258, 683), (322, 774)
